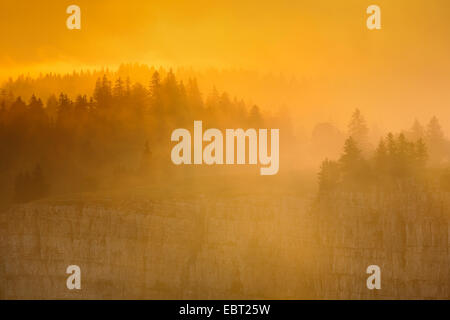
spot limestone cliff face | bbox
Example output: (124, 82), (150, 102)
(313, 191), (449, 299)
(0, 193), (448, 299)
(0, 197), (315, 299)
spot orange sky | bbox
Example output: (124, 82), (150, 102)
(1, 0), (450, 132)
(1, 0), (449, 75)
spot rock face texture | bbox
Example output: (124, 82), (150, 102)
(313, 191), (449, 299)
(0, 192), (448, 299)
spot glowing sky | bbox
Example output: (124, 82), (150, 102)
(1, 0), (450, 131)
(0, 0), (449, 75)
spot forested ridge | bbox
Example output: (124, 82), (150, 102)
(0, 70), (272, 205)
(0, 68), (449, 299)
(1, 68), (450, 206)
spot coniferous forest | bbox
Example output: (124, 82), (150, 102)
(0, 68), (276, 205)
(2, 67), (450, 206)
(1, 66), (449, 299)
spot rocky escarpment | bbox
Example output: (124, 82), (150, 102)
(0, 196), (316, 299)
(0, 191), (448, 299)
(313, 190), (449, 299)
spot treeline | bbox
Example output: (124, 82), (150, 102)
(317, 109), (450, 195)
(2, 69), (450, 205)
(0, 63), (302, 114)
(0, 71), (266, 204)
(318, 134), (427, 194)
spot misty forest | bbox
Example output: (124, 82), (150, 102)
(2, 66), (450, 203)
(0, 66), (449, 299)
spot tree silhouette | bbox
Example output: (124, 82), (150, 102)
(318, 159), (340, 194)
(347, 109), (369, 152)
(339, 137), (362, 171)
(426, 116), (447, 165)
(374, 138), (389, 176)
(408, 119), (425, 141)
